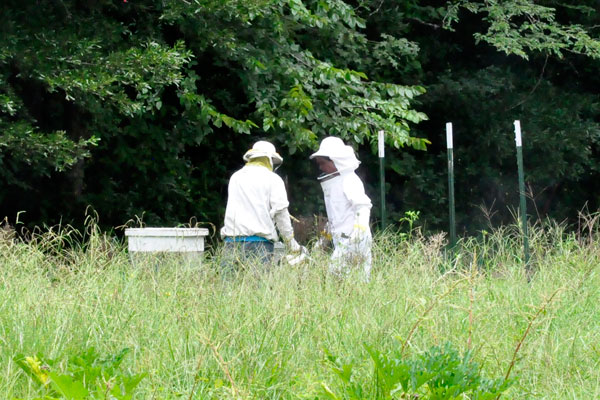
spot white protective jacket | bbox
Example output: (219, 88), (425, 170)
(312, 137), (373, 279)
(320, 171), (372, 237)
(321, 170), (373, 280)
(220, 164), (291, 242)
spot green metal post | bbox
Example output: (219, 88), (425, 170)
(446, 123), (456, 248)
(514, 120), (530, 264)
(378, 130), (386, 230)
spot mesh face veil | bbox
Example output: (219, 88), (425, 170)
(310, 137), (360, 176)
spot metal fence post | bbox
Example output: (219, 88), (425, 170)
(446, 122), (456, 248)
(378, 130), (386, 230)
(514, 120), (530, 264)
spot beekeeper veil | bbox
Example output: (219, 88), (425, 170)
(309, 136), (360, 174)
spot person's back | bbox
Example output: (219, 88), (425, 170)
(220, 141), (301, 268)
(221, 163), (288, 241)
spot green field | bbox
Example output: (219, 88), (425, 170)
(1, 221), (599, 399)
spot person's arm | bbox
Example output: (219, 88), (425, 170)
(273, 208), (301, 252)
(270, 175), (301, 252)
(352, 205), (370, 234)
(343, 175), (372, 242)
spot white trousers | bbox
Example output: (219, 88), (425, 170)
(329, 233), (372, 281)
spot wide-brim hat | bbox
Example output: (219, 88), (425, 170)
(243, 140), (283, 166)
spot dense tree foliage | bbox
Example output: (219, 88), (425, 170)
(373, 0), (600, 229)
(1, 0), (599, 235)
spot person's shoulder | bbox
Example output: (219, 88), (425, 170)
(342, 172), (366, 193)
(230, 167), (245, 177)
(343, 172), (364, 185)
(239, 165), (283, 181)
(268, 170), (285, 184)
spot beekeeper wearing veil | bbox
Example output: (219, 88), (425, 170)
(310, 136), (372, 281)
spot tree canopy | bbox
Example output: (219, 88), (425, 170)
(1, 0), (599, 233)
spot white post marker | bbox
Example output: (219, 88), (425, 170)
(446, 122), (453, 149)
(446, 122), (456, 247)
(514, 120), (522, 147)
(378, 129), (386, 228)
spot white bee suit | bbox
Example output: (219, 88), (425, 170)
(311, 137), (373, 280)
(220, 164), (291, 242)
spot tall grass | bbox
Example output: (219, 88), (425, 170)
(1, 217), (599, 399)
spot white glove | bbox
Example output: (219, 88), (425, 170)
(349, 206), (370, 243)
(349, 225), (368, 246)
(287, 238), (302, 253)
(285, 245), (309, 265)
(313, 224), (332, 250)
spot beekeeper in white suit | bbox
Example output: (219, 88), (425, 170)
(221, 140), (301, 267)
(310, 136), (372, 280)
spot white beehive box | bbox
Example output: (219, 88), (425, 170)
(124, 227), (209, 254)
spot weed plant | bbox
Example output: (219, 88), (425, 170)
(1, 216), (599, 399)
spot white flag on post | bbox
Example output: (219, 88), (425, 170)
(446, 122), (453, 149)
(514, 120), (522, 147)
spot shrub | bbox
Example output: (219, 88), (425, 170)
(322, 343), (512, 399)
(14, 348), (145, 400)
